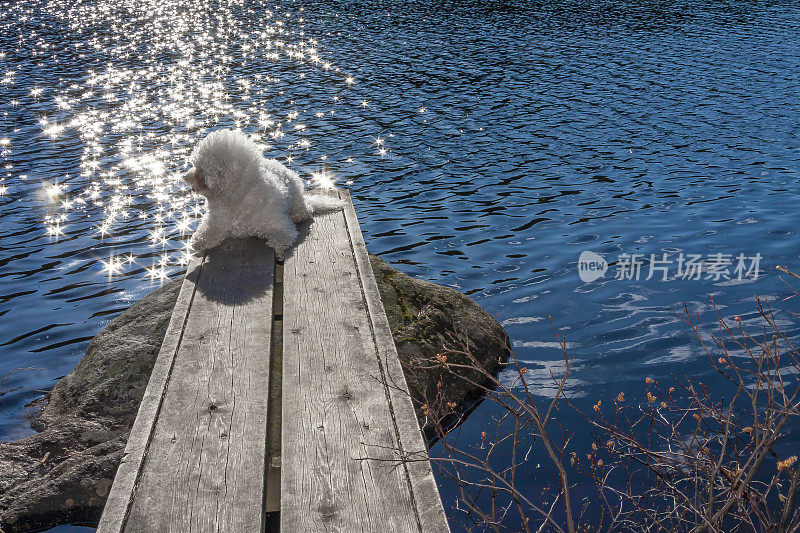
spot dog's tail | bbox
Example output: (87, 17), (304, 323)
(304, 193), (345, 215)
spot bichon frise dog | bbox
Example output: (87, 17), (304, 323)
(183, 129), (342, 258)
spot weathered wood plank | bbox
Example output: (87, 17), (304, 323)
(99, 238), (275, 533)
(98, 254), (205, 533)
(280, 192), (450, 532)
(340, 190), (450, 531)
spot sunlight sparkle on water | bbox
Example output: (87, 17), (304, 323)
(100, 255), (124, 276)
(0, 0), (420, 284)
(311, 171), (337, 190)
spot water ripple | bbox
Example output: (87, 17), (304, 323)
(1, 0), (800, 529)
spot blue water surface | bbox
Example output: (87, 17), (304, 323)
(1, 0), (799, 530)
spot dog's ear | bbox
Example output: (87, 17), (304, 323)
(197, 160), (224, 193)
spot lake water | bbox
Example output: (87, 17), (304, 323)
(1, 0), (799, 530)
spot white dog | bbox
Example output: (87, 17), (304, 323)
(183, 129), (342, 258)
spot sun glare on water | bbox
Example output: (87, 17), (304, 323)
(0, 0), (393, 283)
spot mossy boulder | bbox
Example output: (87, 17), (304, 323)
(370, 255), (511, 434)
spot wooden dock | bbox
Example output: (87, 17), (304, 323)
(97, 191), (449, 532)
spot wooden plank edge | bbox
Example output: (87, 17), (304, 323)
(97, 254), (206, 533)
(339, 189), (451, 532)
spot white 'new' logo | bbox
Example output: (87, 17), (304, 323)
(578, 251), (608, 283)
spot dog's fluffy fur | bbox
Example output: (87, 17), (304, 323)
(183, 128), (342, 258)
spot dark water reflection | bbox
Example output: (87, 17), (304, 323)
(1, 0), (799, 530)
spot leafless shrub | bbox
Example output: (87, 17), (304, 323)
(411, 269), (800, 532)
(578, 294), (800, 532)
(0, 367), (36, 399)
(412, 322), (576, 532)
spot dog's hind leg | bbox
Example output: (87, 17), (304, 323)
(275, 165), (312, 223)
(289, 195), (312, 224)
(264, 219), (299, 261)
